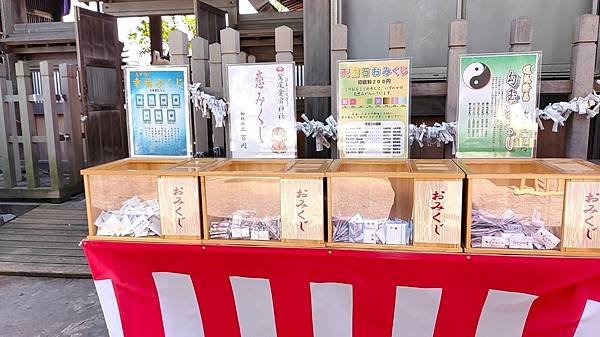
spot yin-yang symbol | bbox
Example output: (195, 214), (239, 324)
(463, 62), (491, 89)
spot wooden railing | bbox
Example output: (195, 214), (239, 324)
(0, 61), (84, 200)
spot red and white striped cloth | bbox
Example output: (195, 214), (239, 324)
(83, 240), (600, 337)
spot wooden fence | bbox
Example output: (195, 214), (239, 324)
(165, 13), (599, 160)
(0, 61), (84, 200)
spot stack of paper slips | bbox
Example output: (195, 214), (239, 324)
(209, 213), (281, 241)
(332, 213), (412, 245)
(94, 196), (161, 237)
(471, 208), (560, 250)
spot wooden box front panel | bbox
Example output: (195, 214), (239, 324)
(563, 181), (600, 249)
(87, 174), (159, 235)
(158, 176), (201, 238)
(412, 179), (462, 245)
(469, 177), (564, 251)
(204, 176), (281, 223)
(280, 178), (324, 242)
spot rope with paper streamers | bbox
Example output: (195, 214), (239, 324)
(296, 114), (338, 151)
(536, 91), (600, 132)
(189, 83), (228, 127)
(188, 81), (600, 151)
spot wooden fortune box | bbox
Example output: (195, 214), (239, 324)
(457, 159), (569, 255)
(81, 158), (220, 241)
(326, 159), (464, 252)
(201, 159), (331, 246)
(542, 158), (600, 256)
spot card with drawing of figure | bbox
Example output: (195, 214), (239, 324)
(226, 62), (297, 158)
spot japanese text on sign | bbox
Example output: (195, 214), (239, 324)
(228, 63), (296, 158)
(457, 52), (540, 158)
(126, 66), (191, 157)
(337, 59), (410, 159)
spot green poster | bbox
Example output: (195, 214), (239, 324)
(457, 52), (541, 158)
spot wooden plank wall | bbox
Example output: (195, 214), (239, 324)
(0, 60), (84, 199)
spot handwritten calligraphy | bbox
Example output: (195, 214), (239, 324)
(431, 190), (445, 235)
(295, 189), (309, 232)
(255, 70), (265, 143)
(172, 186), (185, 228)
(584, 192), (600, 240)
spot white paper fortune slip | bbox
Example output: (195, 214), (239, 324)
(94, 196), (161, 237)
(532, 227), (561, 250)
(481, 236), (508, 249)
(509, 236), (534, 250)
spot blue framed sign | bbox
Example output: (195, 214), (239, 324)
(125, 66), (192, 157)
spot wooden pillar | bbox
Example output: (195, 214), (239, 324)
(275, 26), (294, 62)
(388, 22), (407, 58)
(445, 19), (467, 157)
(220, 28), (240, 155)
(59, 63), (84, 184)
(0, 64), (16, 188)
(209, 43), (223, 89)
(15, 61), (40, 188)
(330, 24), (347, 158)
(168, 29), (189, 65)
(191, 37), (211, 155)
(566, 14), (600, 158)
(509, 17), (532, 52)
(40, 61), (63, 190)
(191, 37), (210, 86)
(304, 0), (331, 158)
(149, 15), (163, 60)
(220, 28), (240, 100)
(239, 51), (248, 63)
(208, 42), (224, 156)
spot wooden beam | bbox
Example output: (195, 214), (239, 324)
(445, 20), (467, 126)
(15, 61), (40, 188)
(59, 63), (84, 185)
(275, 26), (294, 62)
(149, 15), (163, 58)
(509, 16), (532, 52)
(566, 14), (599, 159)
(102, 0), (194, 16)
(388, 22), (406, 58)
(39, 61), (63, 189)
(0, 64), (16, 188)
(303, 0), (331, 158)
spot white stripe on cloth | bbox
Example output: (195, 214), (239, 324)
(94, 279), (124, 337)
(310, 282), (353, 337)
(475, 289), (538, 337)
(574, 299), (600, 337)
(153, 272), (204, 337)
(230, 276), (278, 337)
(392, 286), (442, 337)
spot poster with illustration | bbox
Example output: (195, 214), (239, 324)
(125, 66), (192, 157)
(337, 59), (411, 158)
(457, 52), (541, 158)
(227, 62), (297, 158)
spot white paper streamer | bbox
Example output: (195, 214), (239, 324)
(296, 114), (338, 152)
(536, 91), (600, 132)
(408, 122), (457, 153)
(189, 83), (228, 127)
